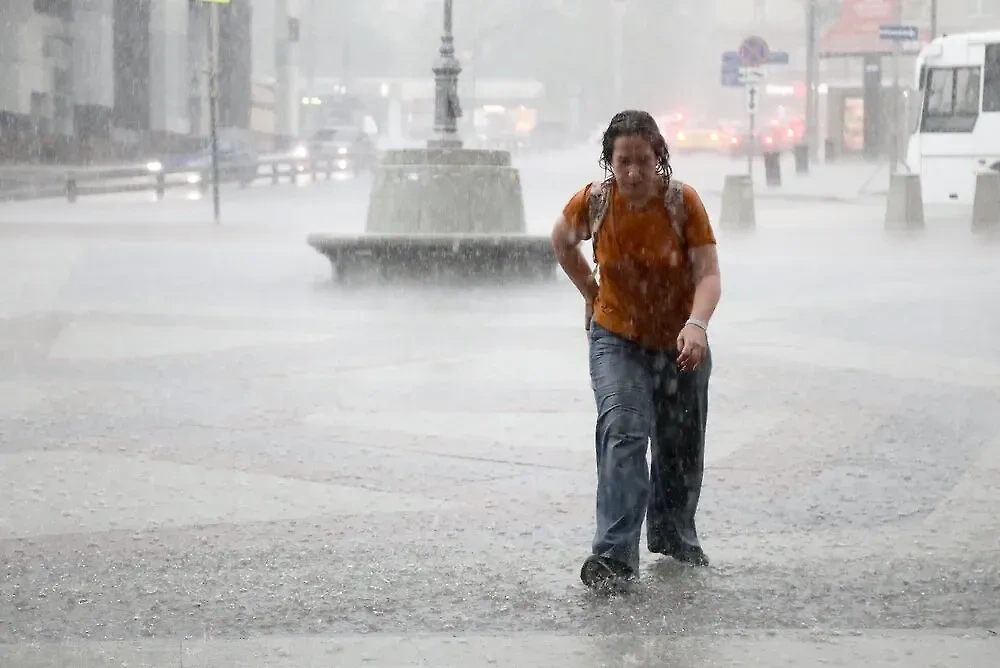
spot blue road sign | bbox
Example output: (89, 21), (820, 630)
(767, 51), (790, 65)
(721, 51), (742, 87)
(721, 49), (787, 87)
(879, 24), (919, 41)
(739, 35), (770, 66)
(721, 68), (742, 87)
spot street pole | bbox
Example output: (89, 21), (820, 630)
(930, 0), (937, 39)
(805, 0), (819, 160)
(207, 1), (221, 223)
(612, 0), (626, 113)
(430, 0), (462, 148)
(305, 0), (316, 135)
(890, 0), (901, 174)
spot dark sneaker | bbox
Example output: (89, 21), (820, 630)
(580, 555), (636, 593)
(649, 542), (710, 567)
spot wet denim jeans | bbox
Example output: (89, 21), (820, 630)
(588, 322), (712, 574)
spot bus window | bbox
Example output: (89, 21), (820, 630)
(921, 66), (980, 132)
(984, 44), (1000, 112)
(956, 68), (981, 115)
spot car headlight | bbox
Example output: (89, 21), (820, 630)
(337, 146), (348, 155)
(293, 145), (309, 159)
(146, 161), (163, 173)
(186, 173), (202, 184)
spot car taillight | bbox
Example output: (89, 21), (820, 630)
(786, 129), (795, 138)
(764, 136), (774, 144)
(731, 136), (739, 144)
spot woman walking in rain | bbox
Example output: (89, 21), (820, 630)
(551, 110), (722, 591)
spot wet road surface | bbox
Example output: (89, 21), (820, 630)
(1, 150), (998, 665)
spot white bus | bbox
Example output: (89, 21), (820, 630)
(907, 31), (1000, 204)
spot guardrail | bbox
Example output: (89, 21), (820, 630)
(0, 152), (361, 203)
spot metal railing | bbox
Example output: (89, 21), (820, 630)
(0, 152), (363, 203)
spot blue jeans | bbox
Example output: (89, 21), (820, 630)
(588, 322), (712, 574)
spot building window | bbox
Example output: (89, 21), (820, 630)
(34, 0), (71, 19)
(984, 45), (1000, 112)
(922, 66), (981, 133)
(969, 0), (998, 15)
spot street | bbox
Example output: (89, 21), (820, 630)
(1, 147), (998, 666)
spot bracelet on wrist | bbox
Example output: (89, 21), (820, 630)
(686, 318), (708, 332)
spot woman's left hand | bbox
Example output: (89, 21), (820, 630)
(676, 323), (708, 371)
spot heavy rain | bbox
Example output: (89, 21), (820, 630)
(1, 0), (999, 666)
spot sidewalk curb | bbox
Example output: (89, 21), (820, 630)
(703, 189), (888, 204)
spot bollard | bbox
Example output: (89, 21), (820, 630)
(272, 163), (280, 185)
(972, 171), (1000, 232)
(719, 174), (756, 230)
(824, 139), (837, 163)
(155, 173), (166, 200)
(884, 173), (925, 231)
(763, 152), (781, 187)
(793, 144), (809, 174)
(290, 163), (299, 184)
(66, 175), (78, 203)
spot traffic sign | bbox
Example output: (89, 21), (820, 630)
(739, 35), (770, 66)
(767, 51), (790, 65)
(745, 83), (760, 115)
(740, 67), (766, 83)
(721, 47), (786, 88)
(721, 69), (742, 87)
(721, 51), (742, 87)
(879, 24), (918, 41)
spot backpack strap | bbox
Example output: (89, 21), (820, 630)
(587, 179), (611, 277)
(587, 179), (611, 241)
(664, 178), (687, 248)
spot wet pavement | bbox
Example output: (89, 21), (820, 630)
(1, 151), (999, 665)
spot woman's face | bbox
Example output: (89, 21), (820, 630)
(611, 135), (659, 199)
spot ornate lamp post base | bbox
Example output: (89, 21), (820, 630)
(306, 1), (555, 283)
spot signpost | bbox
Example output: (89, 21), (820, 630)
(200, 0), (230, 223)
(720, 36), (790, 177)
(740, 36), (766, 177)
(880, 18), (918, 174)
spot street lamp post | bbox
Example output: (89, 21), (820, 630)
(612, 0), (627, 113)
(430, 0), (463, 149)
(805, 0), (819, 161)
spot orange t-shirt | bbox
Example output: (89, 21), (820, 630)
(562, 180), (717, 350)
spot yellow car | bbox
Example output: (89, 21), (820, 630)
(670, 125), (729, 154)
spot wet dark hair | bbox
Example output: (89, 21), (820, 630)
(599, 110), (673, 186)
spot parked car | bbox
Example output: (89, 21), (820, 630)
(725, 120), (795, 158)
(297, 126), (378, 173)
(670, 120), (731, 155)
(149, 127), (260, 186)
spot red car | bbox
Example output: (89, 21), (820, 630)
(726, 120), (795, 157)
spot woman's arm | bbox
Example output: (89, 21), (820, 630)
(551, 214), (599, 304)
(688, 244), (721, 325)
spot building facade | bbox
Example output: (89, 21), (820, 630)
(0, 0), (256, 162)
